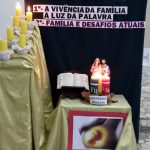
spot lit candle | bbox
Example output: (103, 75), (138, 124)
(98, 75), (102, 95)
(20, 21), (27, 34)
(102, 75), (110, 95)
(16, 2), (22, 16)
(19, 34), (26, 48)
(13, 16), (19, 28)
(0, 39), (8, 51)
(90, 72), (102, 95)
(26, 6), (32, 22)
(7, 27), (14, 42)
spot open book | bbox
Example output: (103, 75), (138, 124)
(57, 72), (89, 90)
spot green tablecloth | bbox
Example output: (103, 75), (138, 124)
(0, 27), (53, 150)
(46, 95), (137, 150)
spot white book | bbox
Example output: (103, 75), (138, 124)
(57, 73), (89, 90)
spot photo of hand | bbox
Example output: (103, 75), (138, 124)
(72, 116), (123, 150)
(80, 118), (122, 149)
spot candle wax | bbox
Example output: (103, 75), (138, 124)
(20, 21), (27, 34)
(102, 76), (110, 95)
(16, 3), (22, 16)
(13, 16), (19, 28)
(0, 40), (8, 51)
(19, 34), (26, 48)
(26, 6), (32, 22)
(98, 76), (102, 95)
(7, 27), (14, 41)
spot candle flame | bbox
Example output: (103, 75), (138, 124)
(16, 2), (20, 7)
(28, 6), (31, 12)
(92, 72), (102, 79)
(91, 72), (110, 80)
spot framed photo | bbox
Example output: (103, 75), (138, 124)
(68, 110), (128, 150)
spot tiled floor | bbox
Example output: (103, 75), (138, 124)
(138, 67), (150, 150)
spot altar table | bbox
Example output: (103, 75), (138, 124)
(0, 27), (53, 150)
(46, 95), (137, 150)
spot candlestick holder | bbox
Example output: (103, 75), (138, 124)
(16, 45), (31, 54)
(8, 38), (19, 49)
(0, 50), (14, 61)
(12, 44), (31, 55)
(27, 21), (37, 30)
(14, 29), (33, 39)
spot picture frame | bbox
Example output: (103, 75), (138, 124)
(68, 110), (128, 150)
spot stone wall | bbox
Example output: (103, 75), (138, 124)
(139, 67), (150, 149)
(140, 67), (150, 128)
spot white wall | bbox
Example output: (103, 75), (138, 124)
(144, 0), (150, 48)
(0, 0), (24, 38)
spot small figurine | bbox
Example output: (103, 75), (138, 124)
(90, 58), (110, 96)
(101, 59), (110, 76)
(90, 58), (102, 75)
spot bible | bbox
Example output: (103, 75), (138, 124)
(57, 72), (89, 99)
(57, 72), (89, 90)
